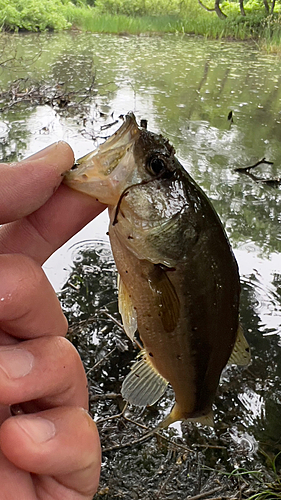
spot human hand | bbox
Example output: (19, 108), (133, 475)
(0, 142), (105, 499)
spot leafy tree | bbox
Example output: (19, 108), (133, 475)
(0, 0), (71, 31)
(197, 0), (227, 19)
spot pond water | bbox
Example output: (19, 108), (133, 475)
(1, 31), (281, 498)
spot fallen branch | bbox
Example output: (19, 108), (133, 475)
(234, 157), (274, 173)
(235, 157), (281, 186)
(184, 486), (222, 500)
(86, 346), (117, 375)
(90, 392), (121, 402)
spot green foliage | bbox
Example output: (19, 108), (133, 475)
(94, 0), (183, 16)
(0, 0), (71, 31)
(0, 0), (281, 50)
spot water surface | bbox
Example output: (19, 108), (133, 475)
(1, 32), (281, 498)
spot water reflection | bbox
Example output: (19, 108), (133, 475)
(1, 31), (281, 497)
(59, 240), (281, 497)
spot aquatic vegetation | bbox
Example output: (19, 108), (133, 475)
(247, 452), (281, 500)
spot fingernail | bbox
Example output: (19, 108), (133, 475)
(20, 142), (58, 163)
(16, 416), (56, 443)
(0, 348), (34, 379)
(21, 143), (60, 162)
(21, 142), (74, 172)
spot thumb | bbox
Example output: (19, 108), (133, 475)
(0, 142), (74, 224)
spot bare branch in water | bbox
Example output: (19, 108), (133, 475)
(90, 393), (121, 402)
(235, 158), (281, 186)
(183, 486), (222, 500)
(86, 347), (117, 375)
(234, 157), (274, 173)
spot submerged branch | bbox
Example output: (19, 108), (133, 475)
(234, 157), (274, 173)
(235, 158), (281, 187)
(184, 487), (222, 500)
(86, 347), (117, 375)
(0, 75), (96, 113)
(90, 392), (121, 402)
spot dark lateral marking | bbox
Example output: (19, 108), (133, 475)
(128, 235), (133, 240)
(113, 191), (129, 226)
(149, 352), (154, 357)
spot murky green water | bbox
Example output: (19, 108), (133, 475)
(1, 32), (281, 498)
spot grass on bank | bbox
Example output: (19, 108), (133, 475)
(65, 4), (281, 49)
(0, 0), (281, 50)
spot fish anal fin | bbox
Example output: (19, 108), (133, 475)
(118, 274), (137, 341)
(148, 265), (180, 333)
(228, 323), (251, 366)
(121, 352), (168, 407)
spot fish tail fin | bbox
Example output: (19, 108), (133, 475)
(158, 404), (214, 429)
(190, 410), (214, 427)
(157, 403), (185, 429)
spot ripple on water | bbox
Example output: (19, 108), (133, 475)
(228, 427), (259, 455)
(240, 271), (281, 337)
(69, 239), (114, 266)
(0, 121), (8, 139)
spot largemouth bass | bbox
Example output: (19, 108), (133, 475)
(64, 113), (250, 427)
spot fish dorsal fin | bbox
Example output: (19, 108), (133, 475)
(228, 324), (251, 366)
(148, 265), (180, 333)
(118, 274), (137, 341)
(121, 352), (168, 407)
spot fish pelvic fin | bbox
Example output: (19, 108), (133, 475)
(118, 275), (137, 341)
(157, 404), (214, 429)
(121, 352), (168, 407)
(227, 323), (251, 366)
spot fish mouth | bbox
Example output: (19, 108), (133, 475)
(63, 113), (141, 205)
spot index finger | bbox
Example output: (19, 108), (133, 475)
(0, 142), (74, 224)
(0, 142), (106, 264)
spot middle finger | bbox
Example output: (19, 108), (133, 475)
(0, 336), (88, 410)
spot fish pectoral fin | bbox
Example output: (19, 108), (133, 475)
(121, 352), (168, 407)
(227, 323), (251, 366)
(118, 275), (137, 341)
(148, 265), (180, 333)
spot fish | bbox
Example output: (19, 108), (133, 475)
(64, 112), (250, 428)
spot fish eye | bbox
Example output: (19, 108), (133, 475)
(146, 155), (167, 176)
